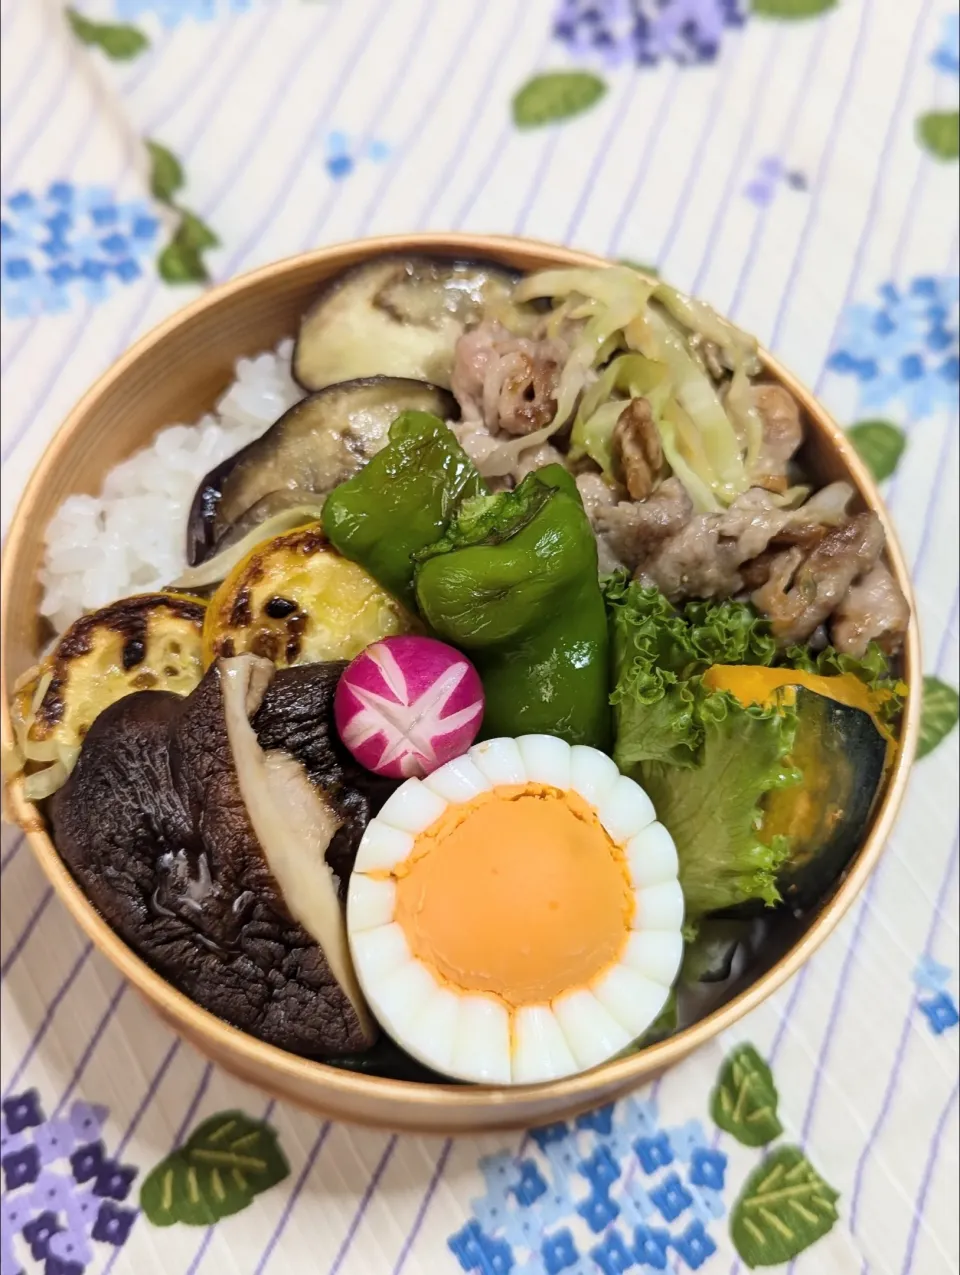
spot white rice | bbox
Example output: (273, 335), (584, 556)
(40, 339), (303, 635)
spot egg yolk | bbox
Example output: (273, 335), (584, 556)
(391, 784), (635, 1007)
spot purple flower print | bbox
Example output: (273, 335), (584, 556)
(1, 1092), (43, 1136)
(1, 1194), (32, 1232)
(0, 1129), (26, 1160)
(91, 1200), (137, 1247)
(2, 1145), (41, 1192)
(63, 1190), (100, 1234)
(43, 1258), (85, 1275)
(553, 0), (748, 70)
(69, 1143), (105, 1185)
(66, 1104), (107, 1145)
(34, 1122), (76, 1168)
(48, 1225), (93, 1266)
(29, 1170), (77, 1216)
(22, 1210), (63, 1261)
(93, 1160), (136, 1202)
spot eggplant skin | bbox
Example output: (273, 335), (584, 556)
(49, 663), (395, 1058)
(186, 375), (457, 565)
(292, 254), (523, 393)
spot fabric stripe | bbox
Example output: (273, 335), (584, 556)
(451, 25), (556, 228)
(606, 64), (681, 256)
(2, 941), (93, 1099)
(514, 130), (565, 237)
(219, 0), (394, 277)
(354, 0), (484, 238)
(413, 6), (531, 228)
(563, 73), (643, 246)
(688, 26), (785, 296)
(328, 1135), (399, 1275)
(726, 15), (830, 318)
(657, 28), (748, 270)
(900, 1078), (960, 1275)
(251, 1120), (333, 1275)
(391, 1138), (453, 1275)
(0, 833), (25, 875)
(51, 980), (128, 1120)
(767, 0), (876, 349)
(0, 885), (54, 981)
(849, 823), (960, 1236)
(812, 0), (936, 393)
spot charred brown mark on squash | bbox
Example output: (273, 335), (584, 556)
(264, 596), (297, 619)
(229, 588), (252, 629)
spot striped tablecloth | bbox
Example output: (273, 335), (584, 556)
(1, 3), (958, 1273)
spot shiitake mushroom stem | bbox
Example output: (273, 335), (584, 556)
(220, 655), (375, 1042)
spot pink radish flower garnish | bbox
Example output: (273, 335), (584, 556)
(334, 636), (485, 779)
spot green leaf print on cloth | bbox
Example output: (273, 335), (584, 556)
(846, 419), (906, 481)
(710, 1043), (784, 1147)
(146, 140), (185, 203)
(751, 0), (838, 17)
(730, 1145), (840, 1267)
(66, 8), (149, 60)
(140, 1110), (289, 1226)
(146, 140), (219, 284)
(918, 676), (960, 759)
(916, 110), (960, 161)
(513, 72), (608, 128)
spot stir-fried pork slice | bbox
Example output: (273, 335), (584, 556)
(513, 442), (565, 482)
(600, 479), (854, 598)
(594, 478), (694, 575)
(830, 561), (909, 656)
(749, 384), (804, 492)
(752, 511), (885, 646)
(451, 319), (566, 436)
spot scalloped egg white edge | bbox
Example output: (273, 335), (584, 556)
(346, 735), (685, 1086)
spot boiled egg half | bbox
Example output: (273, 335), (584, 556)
(346, 735), (684, 1085)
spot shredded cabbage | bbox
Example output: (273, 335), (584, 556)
(519, 264), (768, 510)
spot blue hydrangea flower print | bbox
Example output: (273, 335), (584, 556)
(931, 13), (959, 77)
(324, 131), (391, 181)
(448, 1095), (727, 1274)
(114, 0), (253, 27)
(913, 957), (960, 1036)
(826, 276), (960, 420)
(0, 183), (161, 320)
(0, 1091), (138, 1274)
(553, 0), (748, 69)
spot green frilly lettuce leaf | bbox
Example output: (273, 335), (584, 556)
(604, 575), (777, 769)
(641, 690), (798, 917)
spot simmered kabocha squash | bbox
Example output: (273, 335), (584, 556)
(703, 666), (893, 910)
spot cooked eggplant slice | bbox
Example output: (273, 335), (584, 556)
(292, 255), (524, 393)
(187, 377), (457, 565)
(9, 593), (206, 801)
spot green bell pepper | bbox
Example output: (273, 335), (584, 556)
(414, 464), (611, 749)
(322, 411), (486, 609)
